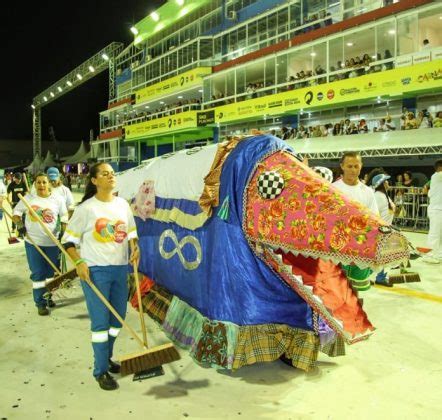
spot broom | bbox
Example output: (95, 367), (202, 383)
(388, 263), (421, 284)
(18, 193), (180, 375)
(127, 269), (165, 379)
(4, 211), (19, 244)
(3, 207), (77, 291)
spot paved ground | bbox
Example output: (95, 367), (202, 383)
(0, 200), (441, 420)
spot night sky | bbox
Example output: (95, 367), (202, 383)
(2, 0), (165, 143)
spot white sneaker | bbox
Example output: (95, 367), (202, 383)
(422, 256), (441, 264)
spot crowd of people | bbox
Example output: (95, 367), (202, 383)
(103, 97), (203, 130)
(273, 108), (442, 140)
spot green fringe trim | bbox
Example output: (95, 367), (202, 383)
(217, 196), (230, 221)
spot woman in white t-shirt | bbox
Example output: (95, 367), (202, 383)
(13, 173), (68, 315)
(62, 163), (139, 391)
(371, 173), (396, 286)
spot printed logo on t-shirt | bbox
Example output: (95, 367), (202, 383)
(30, 205), (55, 224)
(93, 218), (128, 243)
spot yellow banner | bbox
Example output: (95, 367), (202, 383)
(135, 67), (212, 104)
(214, 60), (442, 124)
(125, 111), (198, 140)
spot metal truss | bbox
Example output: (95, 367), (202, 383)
(304, 145), (442, 160)
(32, 107), (41, 158)
(32, 42), (124, 109)
(31, 42), (124, 157)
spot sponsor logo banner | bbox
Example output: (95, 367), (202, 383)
(135, 67), (212, 104)
(214, 60), (442, 124)
(124, 111), (198, 140)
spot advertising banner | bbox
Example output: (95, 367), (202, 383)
(125, 111), (198, 140)
(213, 59), (442, 124)
(135, 67), (212, 104)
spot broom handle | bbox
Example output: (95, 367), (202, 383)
(26, 234), (62, 275)
(2, 207), (61, 275)
(17, 193), (146, 348)
(133, 269), (149, 347)
(3, 208), (14, 239)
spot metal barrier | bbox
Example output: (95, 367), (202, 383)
(389, 186), (429, 232)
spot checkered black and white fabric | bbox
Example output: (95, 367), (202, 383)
(313, 166), (333, 183)
(257, 171), (285, 199)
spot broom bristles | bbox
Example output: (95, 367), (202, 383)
(46, 268), (78, 291)
(119, 343), (180, 376)
(389, 272), (421, 284)
(8, 237), (20, 244)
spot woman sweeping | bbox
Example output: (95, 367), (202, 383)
(61, 163), (139, 391)
(12, 172), (68, 315)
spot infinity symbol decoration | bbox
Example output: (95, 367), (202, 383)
(159, 229), (202, 270)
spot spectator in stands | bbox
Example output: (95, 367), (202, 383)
(383, 49), (393, 70)
(348, 122), (359, 135)
(374, 118), (387, 132)
(358, 119), (369, 134)
(332, 123), (342, 136)
(343, 119), (351, 135)
(405, 112), (418, 130)
(403, 171), (418, 188)
(281, 126), (291, 141)
(289, 128), (298, 139)
(417, 110), (433, 128)
(421, 39), (431, 50)
(422, 159), (442, 264)
(385, 115), (396, 131)
(372, 53), (383, 72)
(395, 174), (403, 186)
(433, 111), (442, 128)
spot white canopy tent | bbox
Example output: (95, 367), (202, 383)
(24, 153), (43, 175)
(62, 141), (88, 165)
(41, 150), (57, 169)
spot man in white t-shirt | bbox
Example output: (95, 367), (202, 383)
(333, 152), (379, 214)
(333, 152), (380, 291)
(423, 159), (442, 264)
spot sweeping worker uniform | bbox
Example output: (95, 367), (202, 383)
(13, 193), (67, 308)
(61, 196), (138, 378)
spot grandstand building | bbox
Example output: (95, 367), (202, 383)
(93, 0), (442, 172)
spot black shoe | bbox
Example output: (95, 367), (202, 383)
(375, 279), (393, 287)
(38, 306), (49, 316)
(108, 359), (121, 374)
(96, 372), (118, 391)
(47, 298), (56, 308)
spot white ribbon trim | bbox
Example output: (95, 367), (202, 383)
(91, 331), (108, 343)
(108, 327), (121, 338)
(32, 280), (47, 289)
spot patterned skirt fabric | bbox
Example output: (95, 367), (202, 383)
(128, 280), (345, 372)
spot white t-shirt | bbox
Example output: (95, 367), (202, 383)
(333, 179), (379, 215)
(0, 181), (6, 196)
(374, 191), (394, 224)
(0, 181), (6, 206)
(428, 172), (442, 211)
(62, 196), (138, 267)
(13, 193), (68, 247)
(31, 183), (75, 209)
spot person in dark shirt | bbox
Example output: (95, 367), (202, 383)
(7, 172), (29, 232)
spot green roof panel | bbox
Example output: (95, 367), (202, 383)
(133, 0), (212, 46)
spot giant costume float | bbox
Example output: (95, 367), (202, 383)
(115, 135), (409, 371)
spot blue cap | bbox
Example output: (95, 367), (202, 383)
(47, 167), (60, 181)
(372, 174), (390, 189)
